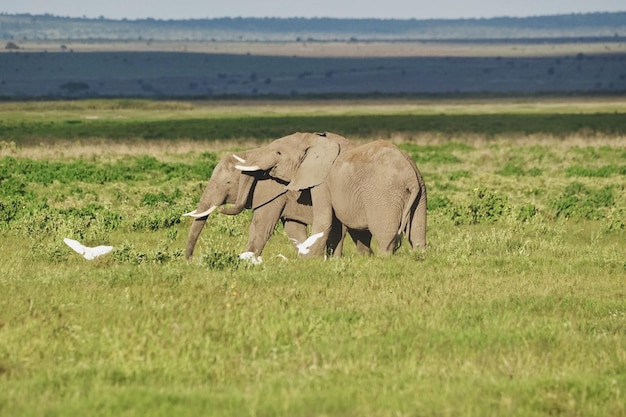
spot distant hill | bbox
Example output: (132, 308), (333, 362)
(1, 12), (625, 42)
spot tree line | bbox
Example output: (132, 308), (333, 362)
(1, 12), (625, 42)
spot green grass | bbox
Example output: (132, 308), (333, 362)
(2, 98), (626, 145)
(1, 98), (625, 416)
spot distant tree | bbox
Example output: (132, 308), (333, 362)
(5, 41), (19, 50)
(59, 82), (90, 94)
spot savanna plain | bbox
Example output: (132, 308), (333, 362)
(0, 98), (625, 416)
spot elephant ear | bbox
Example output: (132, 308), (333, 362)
(286, 137), (340, 191)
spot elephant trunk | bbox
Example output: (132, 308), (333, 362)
(219, 173), (256, 216)
(186, 216), (210, 259)
(184, 182), (222, 260)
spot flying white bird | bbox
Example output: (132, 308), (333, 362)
(63, 238), (113, 260)
(289, 232), (324, 255)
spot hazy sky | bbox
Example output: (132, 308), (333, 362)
(2, 0), (625, 20)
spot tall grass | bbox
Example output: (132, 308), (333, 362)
(0, 99), (625, 416)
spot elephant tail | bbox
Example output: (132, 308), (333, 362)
(407, 168), (427, 252)
(411, 183), (427, 252)
(398, 184), (420, 237)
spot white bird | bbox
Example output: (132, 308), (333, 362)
(289, 232), (325, 255)
(239, 251), (263, 265)
(63, 238), (113, 260)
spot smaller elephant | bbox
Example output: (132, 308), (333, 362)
(235, 133), (427, 257)
(183, 150), (349, 262)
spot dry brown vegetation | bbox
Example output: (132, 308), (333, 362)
(4, 40), (626, 57)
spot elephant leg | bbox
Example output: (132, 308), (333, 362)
(325, 216), (346, 257)
(302, 188), (333, 258)
(283, 220), (308, 251)
(245, 198), (285, 256)
(411, 187), (427, 252)
(348, 229), (373, 256)
(376, 233), (402, 255)
(369, 218), (402, 256)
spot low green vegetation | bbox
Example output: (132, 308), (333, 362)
(1, 99), (625, 416)
(2, 99), (626, 145)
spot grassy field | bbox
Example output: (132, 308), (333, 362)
(1, 98), (625, 416)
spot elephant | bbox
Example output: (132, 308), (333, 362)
(183, 149), (350, 262)
(234, 132), (427, 257)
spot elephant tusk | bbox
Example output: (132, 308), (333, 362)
(235, 164), (262, 171)
(183, 205), (217, 218)
(232, 154), (246, 163)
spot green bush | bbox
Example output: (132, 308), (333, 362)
(427, 195), (453, 212)
(447, 170), (471, 181)
(566, 165), (626, 178)
(112, 242), (183, 265)
(550, 182), (615, 219)
(131, 207), (182, 231)
(450, 188), (510, 225)
(0, 198), (21, 225)
(517, 203), (538, 222)
(201, 249), (243, 270)
(398, 142), (472, 165)
(0, 154), (218, 185)
(141, 189), (183, 206)
(59, 204), (123, 231)
(497, 163), (542, 177)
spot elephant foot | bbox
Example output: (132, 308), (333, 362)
(239, 251), (263, 265)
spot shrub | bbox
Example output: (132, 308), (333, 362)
(0, 198), (22, 225)
(447, 170), (471, 181)
(201, 249), (243, 270)
(140, 189), (183, 206)
(112, 243), (149, 265)
(59, 204), (123, 231)
(428, 195), (452, 212)
(566, 165), (626, 178)
(398, 143), (471, 165)
(497, 163), (542, 177)
(131, 207), (181, 231)
(550, 182), (615, 219)
(450, 188), (510, 225)
(517, 204), (538, 222)
(111, 242), (183, 265)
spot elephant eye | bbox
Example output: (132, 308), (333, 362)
(276, 151), (281, 156)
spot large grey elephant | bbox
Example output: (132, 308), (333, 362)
(183, 149), (349, 261)
(234, 132), (427, 257)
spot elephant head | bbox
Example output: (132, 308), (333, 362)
(183, 151), (259, 259)
(234, 132), (349, 192)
